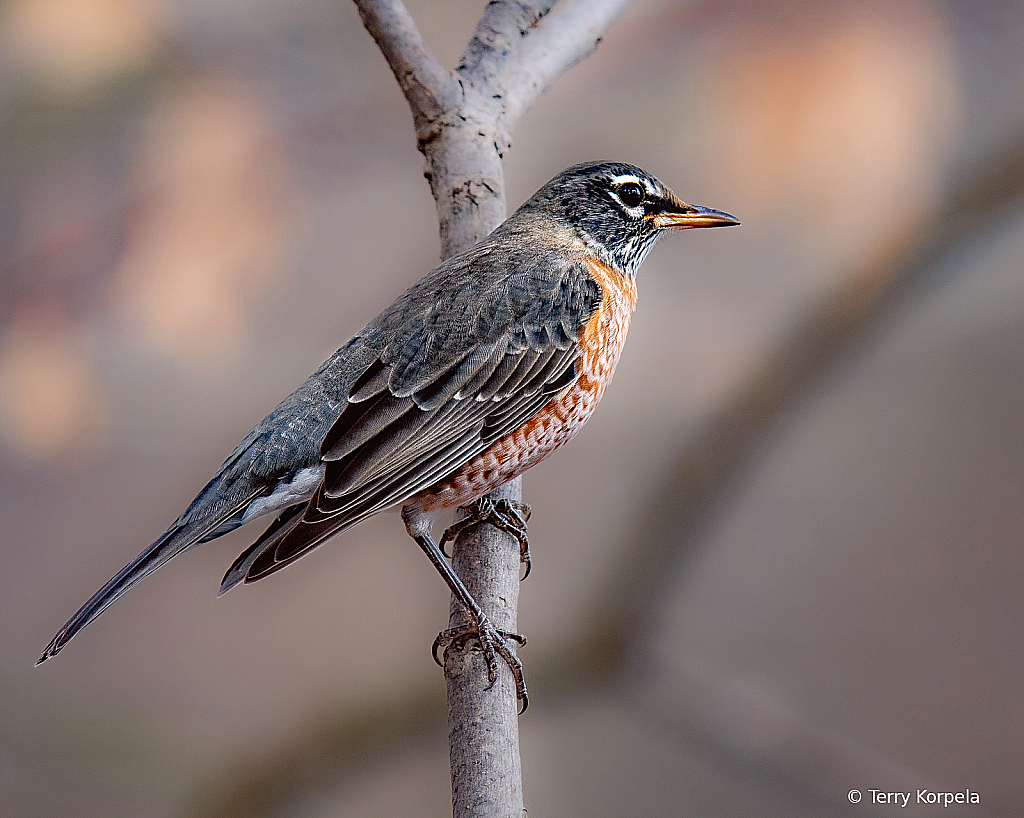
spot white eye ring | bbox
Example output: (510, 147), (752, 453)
(609, 174), (655, 214)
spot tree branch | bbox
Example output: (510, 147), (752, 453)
(499, 0), (631, 122)
(190, 2), (633, 816)
(351, 3), (634, 815)
(351, 0), (456, 127)
(458, 1), (555, 86)
(444, 480), (525, 818)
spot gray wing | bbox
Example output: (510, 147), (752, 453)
(220, 253), (600, 590)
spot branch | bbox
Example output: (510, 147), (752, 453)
(352, 0), (455, 126)
(196, 2), (634, 816)
(499, 0), (631, 121)
(191, 690), (445, 818)
(458, 1), (555, 85)
(444, 480), (524, 818)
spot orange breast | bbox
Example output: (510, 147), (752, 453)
(414, 258), (637, 513)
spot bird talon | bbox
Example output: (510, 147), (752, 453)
(440, 498), (533, 580)
(493, 500), (533, 580)
(499, 630), (526, 647)
(502, 499), (531, 524)
(432, 615), (528, 709)
(519, 549), (532, 581)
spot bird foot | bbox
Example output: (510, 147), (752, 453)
(433, 615), (529, 712)
(440, 498), (533, 579)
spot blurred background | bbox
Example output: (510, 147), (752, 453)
(3, 0), (1024, 815)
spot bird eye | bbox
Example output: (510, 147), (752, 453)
(616, 182), (645, 208)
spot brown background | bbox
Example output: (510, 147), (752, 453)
(2, 0), (1024, 815)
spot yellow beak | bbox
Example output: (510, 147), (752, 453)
(652, 203), (740, 230)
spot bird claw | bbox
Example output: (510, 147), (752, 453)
(432, 615), (529, 713)
(439, 498), (533, 580)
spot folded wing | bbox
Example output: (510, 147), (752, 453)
(220, 255), (599, 591)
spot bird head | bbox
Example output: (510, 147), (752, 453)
(521, 161), (739, 276)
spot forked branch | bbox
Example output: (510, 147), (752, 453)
(354, 0), (630, 137)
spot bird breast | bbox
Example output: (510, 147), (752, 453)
(413, 257), (637, 513)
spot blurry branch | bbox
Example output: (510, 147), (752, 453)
(190, 125), (1024, 818)
(633, 660), (956, 818)
(588, 127), (1024, 817)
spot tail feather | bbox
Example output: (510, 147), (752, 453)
(37, 486), (261, 664)
(37, 524), (192, 664)
(218, 498), (377, 596)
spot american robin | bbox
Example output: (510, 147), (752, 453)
(37, 161), (738, 705)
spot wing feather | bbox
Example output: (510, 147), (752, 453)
(348, 357), (391, 402)
(490, 349), (542, 400)
(412, 341), (501, 410)
(321, 392), (415, 462)
(324, 400), (448, 497)
(232, 254), (601, 585)
(476, 348), (529, 402)
(456, 336), (510, 398)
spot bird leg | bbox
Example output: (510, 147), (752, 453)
(404, 505), (529, 711)
(440, 497), (533, 580)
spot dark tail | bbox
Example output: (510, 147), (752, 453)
(37, 523), (196, 664)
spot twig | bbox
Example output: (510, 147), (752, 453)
(499, 0), (633, 122)
(352, 0), (455, 126)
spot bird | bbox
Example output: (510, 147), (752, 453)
(37, 161), (738, 706)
